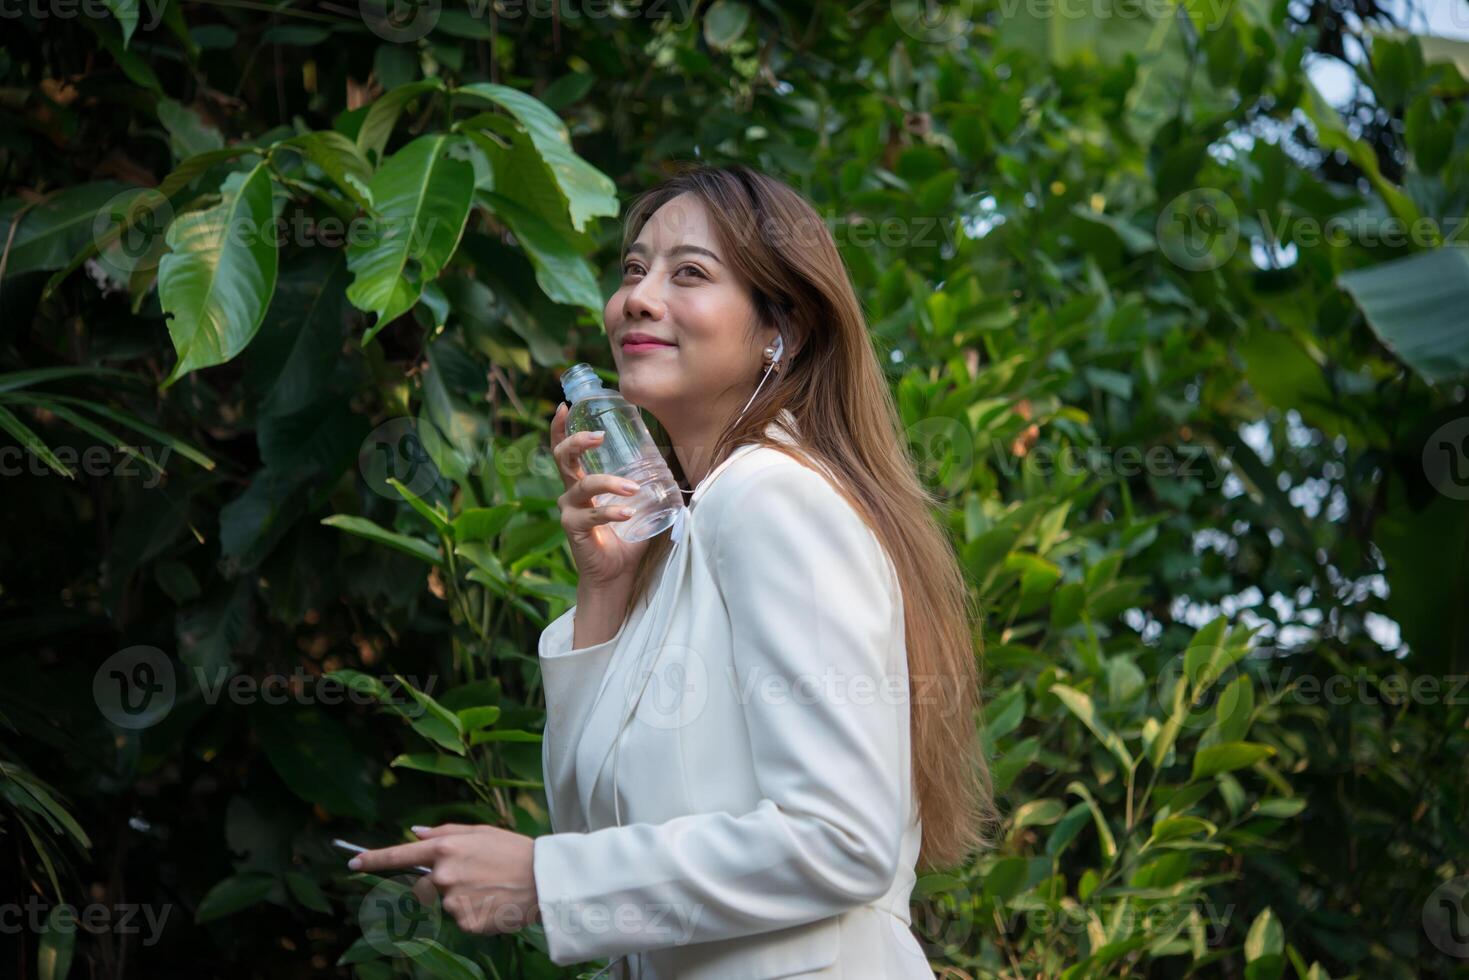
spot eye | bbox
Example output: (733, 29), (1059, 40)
(676, 264), (706, 279)
(622, 260), (644, 277)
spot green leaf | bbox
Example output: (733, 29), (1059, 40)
(1066, 780), (1117, 862)
(1205, 675), (1255, 745)
(157, 97), (226, 161)
(703, 0), (751, 50)
(394, 674), (465, 754)
(196, 872), (276, 923)
(469, 728), (542, 746)
(1148, 814), (1217, 844)
(1337, 247), (1469, 384)
(387, 477), (451, 535)
(326, 669), (391, 701)
(1051, 683), (1134, 770)
(1254, 797), (1307, 819)
(44, 395), (215, 470)
(103, 0), (139, 46)
(1191, 741), (1276, 781)
(391, 753), (475, 778)
(321, 515), (443, 565)
(0, 405), (74, 477)
(1244, 907), (1285, 980)
(284, 871), (332, 914)
(452, 505), (515, 542)
(1010, 797), (1067, 831)
(398, 939), (486, 980)
(1301, 80), (1425, 235)
(278, 131), (375, 212)
(38, 905), (76, 980)
(354, 78), (446, 166)
(453, 83), (618, 231)
(476, 190), (602, 311)
(346, 135), (473, 342)
(158, 163), (280, 387)
(456, 705), (502, 732)
(0, 181), (134, 277)
(6, 395), (166, 476)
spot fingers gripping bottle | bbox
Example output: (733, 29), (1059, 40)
(560, 364), (686, 543)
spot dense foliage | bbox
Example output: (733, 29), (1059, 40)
(2, 1), (1466, 978)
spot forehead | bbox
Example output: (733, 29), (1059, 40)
(632, 193), (715, 250)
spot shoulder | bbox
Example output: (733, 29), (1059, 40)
(699, 445), (847, 530)
(701, 447), (893, 584)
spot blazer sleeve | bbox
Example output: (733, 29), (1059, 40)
(538, 603), (631, 837)
(531, 461), (908, 966)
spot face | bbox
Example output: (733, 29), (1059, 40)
(605, 192), (775, 427)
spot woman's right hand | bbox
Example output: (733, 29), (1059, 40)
(550, 401), (650, 591)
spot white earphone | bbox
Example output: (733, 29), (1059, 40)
(677, 332), (784, 501)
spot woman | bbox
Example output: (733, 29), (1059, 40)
(349, 164), (994, 978)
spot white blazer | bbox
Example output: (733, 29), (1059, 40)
(532, 408), (933, 979)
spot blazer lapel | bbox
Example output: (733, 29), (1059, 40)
(576, 428), (782, 827)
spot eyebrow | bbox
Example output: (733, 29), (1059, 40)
(625, 242), (723, 265)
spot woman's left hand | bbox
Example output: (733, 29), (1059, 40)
(348, 824), (540, 935)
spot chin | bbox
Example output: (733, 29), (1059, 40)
(617, 370), (680, 412)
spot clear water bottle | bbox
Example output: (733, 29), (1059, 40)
(560, 364), (685, 542)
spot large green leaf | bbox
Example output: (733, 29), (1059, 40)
(477, 189), (603, 311)
(0, 181), (133, 278)
(453, 83), (618, 231)
(158, 163), (280, 387)
(345, 135), (473, 343)
(1336, 247), (1469, 384)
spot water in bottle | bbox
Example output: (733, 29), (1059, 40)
(560, 363), (685, 543)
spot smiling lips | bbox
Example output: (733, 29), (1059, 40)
(622, 332), (676, 353)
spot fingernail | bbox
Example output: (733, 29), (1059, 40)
(591, 430), (605, 439)
(411, 825), (430, 834)
(620, 480), (639, 492)
(347, 857), (362, 870)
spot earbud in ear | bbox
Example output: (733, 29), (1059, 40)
(772, 333), (785, 363)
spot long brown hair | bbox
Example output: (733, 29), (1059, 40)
(611, 162), (995, 871)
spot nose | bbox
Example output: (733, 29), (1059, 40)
(623, 276), (666, 321)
